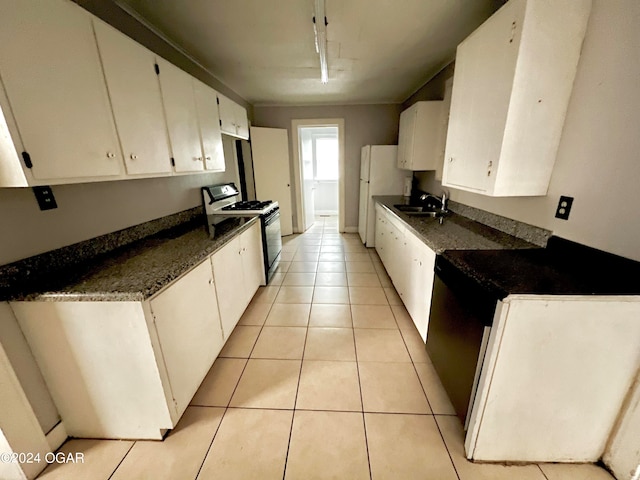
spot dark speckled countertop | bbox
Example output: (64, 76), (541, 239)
(10, 217), (259, 302)
(373, 196), (538, 252)
(374, 196), (640, 298)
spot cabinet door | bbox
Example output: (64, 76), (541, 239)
(193, 80), (225, 172)
(405, 233), (436, 342)
(149, 260), (223, 419)
(217, 94), (237, 136)
(0, 0), (122, 180)
(241, 223), (265, 304)
(443, 0), (522, 193)
(386, 220), (404, 287)
(234, 103), (250, 139)
(156, 59), (204, 173)
(397, 108), (411, 170)
(374, 207), (387, 263)
(211, 236), (245, 338)
(93, 20), (172, 175)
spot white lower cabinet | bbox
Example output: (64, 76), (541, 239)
(466, 296), (640, 463)
(211, 222), (264, 337)
(404, 234), (436, 342)
(374, 204), (388, 264)
(149, 261), (223, 420)
(10, 223), (264, 440)
(374, 203), (436, 342)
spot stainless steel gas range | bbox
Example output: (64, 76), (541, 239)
(202, 183), (282, 283)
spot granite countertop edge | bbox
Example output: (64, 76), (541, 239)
(372, 196), (538, 253)
(11, 217), (260, 303)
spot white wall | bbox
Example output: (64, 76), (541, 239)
(253, 104), (401, 229)
(0, 165), (238, 266)
(418, 0), (640, 262)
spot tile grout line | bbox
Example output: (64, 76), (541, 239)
(192, 283), (282, 480)
(537, 464), (551, 480)
(191, 404), (228, 480)
(106, 438), (137, 479)
(380, 258), (462, 480)
(350, 298), (374, 480)
(280, 286), (312, 480)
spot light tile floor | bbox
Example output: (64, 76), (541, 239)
(37, 216), (616, 480)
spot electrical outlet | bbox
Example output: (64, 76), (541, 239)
(32, 186), (58, 211)
(555, 195), (573, 220)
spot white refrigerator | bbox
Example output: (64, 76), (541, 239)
(358, 145), (408, 246)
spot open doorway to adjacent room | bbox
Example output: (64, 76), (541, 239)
(291, 119), (345, 233)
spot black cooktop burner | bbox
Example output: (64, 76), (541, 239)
(222, 200), (273, 211)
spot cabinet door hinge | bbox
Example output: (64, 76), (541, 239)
(154, 63), (160, 75)
(170, 157), (175, 167)
(21, 151), (33, 169)
(219, 119), (222, 127)
(216, 97), (220, 105)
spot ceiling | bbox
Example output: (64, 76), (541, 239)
(116, 0), (503, 106)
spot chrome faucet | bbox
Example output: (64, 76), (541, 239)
(419, 191), (448, 212)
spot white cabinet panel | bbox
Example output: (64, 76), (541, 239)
(193, 80), (225, 172)
(156, 58), (204, 173)
(218, 93), (249, 139)
(374, 205), (388, 264)
(467, 296), (640, 462)
(374, 203), (436, 342)
(241, 222), (265, 304)
(0, 0), (122, 181)
(93, 19), (172, 176)
(405, 234), (436, 342)
(149, 261), (223, 420)
(12, 301), (172, 439)
(217, 94), (236, 135)
(443, 0), (591, 196)
(397, 101), (444, 171)
(211, 236), (245, 338)
(234, 102), (250, 139)
(211, 223), (264, 339)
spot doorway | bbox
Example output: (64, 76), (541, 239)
(292, 119), (345, 233)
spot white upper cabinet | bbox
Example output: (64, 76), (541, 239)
(156, 59), (204, 173)
(192, 80), (225, 172)
(0, 0), (247, 187)
(397, 101), (444, 171)
(0, 0), (123, 183)
(442, 0), (592, 197)
(217, 94), (249, 140)
(93, 19), (172, 176)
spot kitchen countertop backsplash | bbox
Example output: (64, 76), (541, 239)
(0, 207), (257, 302)
(0, 195), (571, 303)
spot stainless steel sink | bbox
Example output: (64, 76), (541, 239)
(393, 204), (424, 212)
(406, 211), (446, 217)
(393, 204), (446, 217)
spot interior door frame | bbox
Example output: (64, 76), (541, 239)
(291, 118), (345, 233)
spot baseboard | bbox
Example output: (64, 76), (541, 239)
(314, 211), (338, 216)
(45, 421), (67, 451)
(343, 227), (358, 233)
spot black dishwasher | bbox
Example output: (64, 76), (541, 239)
(426, 255), (499, 424)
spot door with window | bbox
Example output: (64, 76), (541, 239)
(299, 126), (339, 221)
